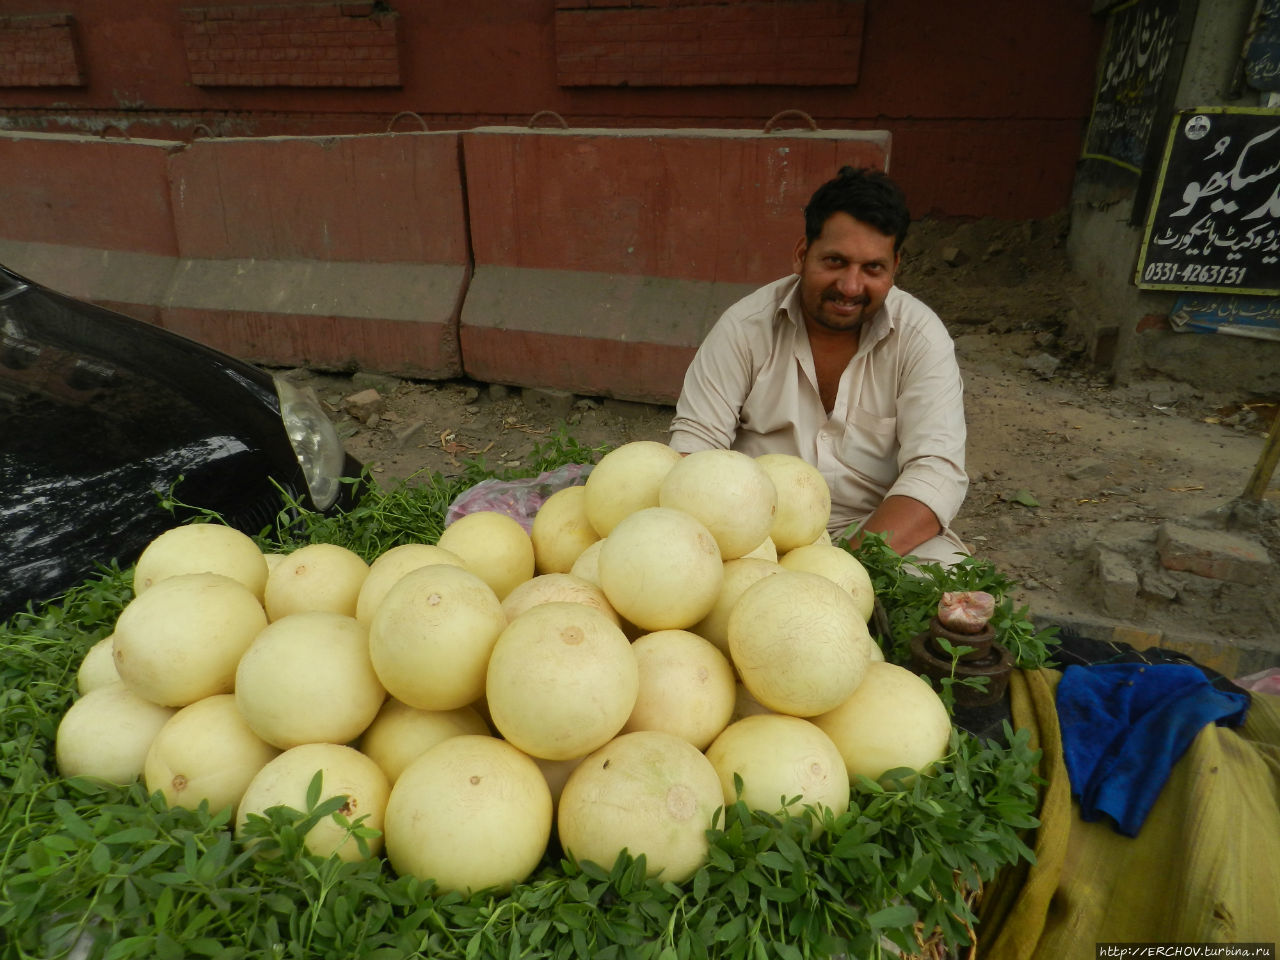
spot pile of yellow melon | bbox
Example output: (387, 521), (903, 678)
(57, 442), (952, 894)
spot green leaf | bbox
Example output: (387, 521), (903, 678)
(900, 852), (936, 895)
(691, 868), (710, 902)
(52, 798), (95, 841)
(89, 841), (113, 874)
(182, 835), (200, 879)
(155, 931), (186, 960)
(1010, 489), (1040, 507)
(773, 831), (804, 863)
(579, 858), (611, 882)
(754, 851), (794, 872)
(706, 845), (735, 871)
(714, 914), (747, 942)
(305, 769), (324, 810)
(867, 903), (917, 930)
(725, 872), (750, 910)
(186, 937), (231, 957)
(103, 826), (158, 845)
(154, 885), (175, 928)
(105, 936), (156, 960)
(762, 886), (801, 903)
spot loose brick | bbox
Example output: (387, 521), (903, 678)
(521, 387), (576, 420)
(1094, 546), (1140, 620)
(1156, 522), (1272, 586)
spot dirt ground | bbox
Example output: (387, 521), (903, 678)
(290, 217), (1279, 657)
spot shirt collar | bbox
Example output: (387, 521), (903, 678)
(778, 275), (804, 330)
(778, 277), (899, 349)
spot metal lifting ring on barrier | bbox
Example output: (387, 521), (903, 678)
(191, 124), (216, 140)
(527, 110), (568, 129)
(763, 110), (819, 133)
(98, 123), (129, 140)
(386, 111), (428, 133)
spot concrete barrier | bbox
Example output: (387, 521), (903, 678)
(0, 127), (890, 401)
(0, 130), (469, 378)
(459, 126), (890, 403)
(0, 132), (179, 322)
(164, 132), (468, 378)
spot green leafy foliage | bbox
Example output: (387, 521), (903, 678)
(848, 530), (1060, 671)
(1, 435), (1045, 959)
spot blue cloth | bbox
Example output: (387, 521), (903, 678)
(1056, 662), (1251, 837)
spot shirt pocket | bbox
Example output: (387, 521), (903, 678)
(838, 406), (899, 487)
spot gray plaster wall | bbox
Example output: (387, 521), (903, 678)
(1065, 0), (1279, 394)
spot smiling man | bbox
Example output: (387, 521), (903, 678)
(668, 166), (969, 565)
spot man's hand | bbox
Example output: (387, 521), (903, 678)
(849, 495), (941, 557)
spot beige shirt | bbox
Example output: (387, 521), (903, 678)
(669, 275), (969, 542)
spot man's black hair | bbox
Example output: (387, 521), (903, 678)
(802, 166), (910, 252)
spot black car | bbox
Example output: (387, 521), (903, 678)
(1, 263), (363, 618)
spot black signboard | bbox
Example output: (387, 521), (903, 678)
(1136, 108), (1280, 295)
(1082, 0), (1187, 172)
(1245, 0), (1280, 92)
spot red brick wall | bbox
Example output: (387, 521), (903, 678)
(0, 12), (84, 87)
(179, 2), (401, 87)
(553, 0), (863, 87)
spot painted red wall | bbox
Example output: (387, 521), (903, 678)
(0, 1), (1103, 218)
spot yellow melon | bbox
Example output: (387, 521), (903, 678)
(264, 542), (369, 620)
(437, 511), (535, 600)
(621, 630), (735, 750)
(778, 543), (876, 622)
(658, 449), (777, 559)
(368, 563), (506, 711)
(584, 441), (682, 537)
(384, 735), (552, 894)
(558, 730), (723, 883)
(727, 570), (871, 717)
(597, 507), (723, 631)
(355, 543), (467, 625)
(485, 602), (638, 761)
(531, 485), (600, 574)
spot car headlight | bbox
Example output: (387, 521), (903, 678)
(274, 376), (347, 511)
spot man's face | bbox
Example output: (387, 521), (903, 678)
(792, 212), (900, 335)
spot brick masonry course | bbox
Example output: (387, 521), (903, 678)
(553, 0), (864, 87)
(1156, 522), (1272, 586)
(0, 13), (84, 88)
(180, 2), (401, 87)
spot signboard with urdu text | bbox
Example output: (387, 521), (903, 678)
(1135, 107), (1280, 295)
(1245, 0), (1280, 93)
(1082, 0), (1186, 172)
